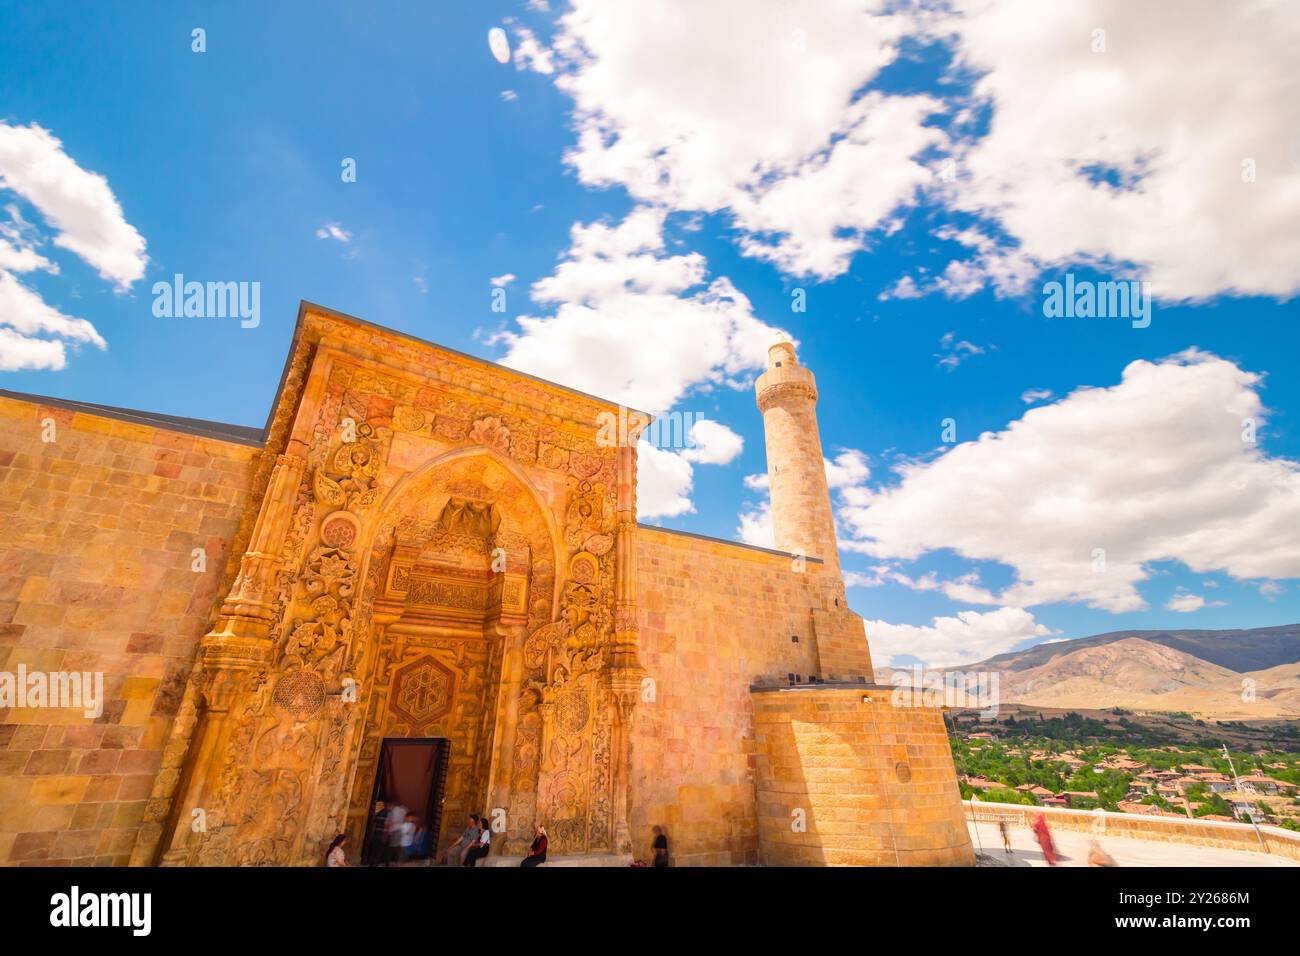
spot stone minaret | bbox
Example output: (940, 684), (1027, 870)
(754, 340), (840, 577)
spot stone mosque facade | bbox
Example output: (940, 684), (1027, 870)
(0, 302), (973, 867)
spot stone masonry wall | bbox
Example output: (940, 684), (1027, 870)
(0, 395), (257, 865)
(753, 686), (975, 866)
(631, 525), (838, 865)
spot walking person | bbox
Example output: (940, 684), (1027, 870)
(1031, 813), (1058, 866)
(998, 819), (1012, 855)
(364, 801), (388, 866)
(397, 814), (416, 864)
(651, 825), (669, 868)
(385, 803), (408, 866)
(520, 824), (548, 867)
(1087, 840), (1117, 867)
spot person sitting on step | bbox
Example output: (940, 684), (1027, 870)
(520, 824), (547, 867)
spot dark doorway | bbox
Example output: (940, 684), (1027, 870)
(362, 738), (449, 865)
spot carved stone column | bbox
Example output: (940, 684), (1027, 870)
(156, 656), (266, 865)
(605, 438), (645, 857)
(209, 454), (305, 641)
(610, 439), (644, 671)
(154, 453), (305, 864)
(486, 623), (529, 845)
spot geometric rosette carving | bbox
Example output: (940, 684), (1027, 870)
(388, 654), (455, 729)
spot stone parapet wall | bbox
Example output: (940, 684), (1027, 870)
(753, 686), (975, 866)
(966, 800), (1300, 861)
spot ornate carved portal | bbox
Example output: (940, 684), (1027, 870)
(133, 324), (646, 867)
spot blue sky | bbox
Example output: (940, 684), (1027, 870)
(2, 1), (1298, 666)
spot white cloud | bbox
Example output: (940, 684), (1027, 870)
(845, 565), (939, 592)
(737, 497), (773, 549)
(1166, 589), (1225, 613)
(0, 123), (147, 290)
(527, 2), (1300, 303)
(315, 222), (351, 242)
(842, 562), (1001, 606)
(934, 330), (986, 370)
(824, 449), (871, 489)
(494, 207), (785, 413)
(636, 439), (695, 518)
(679, 417), (743, 465)
(513, 27), (555, 74)
(0, 326), (66, 371)
(0, 238), (52, 274)
(1166, 593), (1204, 613)
(879, 275), (922, 301)
(865, 606), (1053, 668)
(0, 204), (55, 274)
(538, 1), (943, 280)
(1020, 388), (1054, 404)
(0, 124), (142, 372)
(839, 350), (1300, 612)
(934, 0), (1300, 302)
(636, 417), (743, 517)
(0, 271), (106, 371)
(500, 89), (518, 102)
(490, 272), (516, 288)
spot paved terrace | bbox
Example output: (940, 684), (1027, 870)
(968, 819), (1299, 867)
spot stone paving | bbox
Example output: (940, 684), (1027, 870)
(968, 819), (1299, 867)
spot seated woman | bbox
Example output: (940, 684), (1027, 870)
(519, 824), (547, 867)
(462, 816), (491, 867)
(325, 833), (349, 867)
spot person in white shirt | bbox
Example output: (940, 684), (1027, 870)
(462, 816), (491, 867)
(398, 816), (416, 863)
(385, 804), (408, 865)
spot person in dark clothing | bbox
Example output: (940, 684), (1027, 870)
(364, 801), (388, 866)
(520, 824), (547, 867)
(651, 826), (669, 867)
(462, 814), (491, 867)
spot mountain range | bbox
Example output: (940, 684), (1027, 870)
(927, 624), (1300, 720)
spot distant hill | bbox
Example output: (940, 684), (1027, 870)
(922, 624), (1300, 720)
(974, 624), (1300, 673)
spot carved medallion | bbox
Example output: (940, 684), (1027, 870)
(389, 655), (455, 728)
(569, 551), (598, 585)
(319, 510), (360, 549)
(393, 406), (426, 432)
(272, 670), (327, 722)
(556, 689), (590, 734)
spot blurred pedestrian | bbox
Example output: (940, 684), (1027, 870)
(651, 825), (669, 868)
(1087, 840), (1116, 867)
(1031, 813), (1058, 866)
(365, 801), (388, 866)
